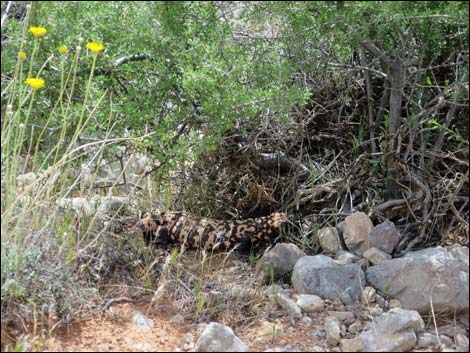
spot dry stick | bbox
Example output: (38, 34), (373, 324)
(1, 1), (13, 28)
(443, 169), (470, 239)
(396, 170), (432, 255)
(429, 287), (443, 348)
(428, 72), (468, 169)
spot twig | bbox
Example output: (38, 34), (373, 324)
(1, 1), (13, 28)
(101, 296), (139, 311)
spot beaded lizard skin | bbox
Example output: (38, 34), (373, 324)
(138, 211), (288, 250)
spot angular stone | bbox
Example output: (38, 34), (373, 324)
(348, 321), (363, 334)
(440, 335), (454, 347)
(388, 299), (402, 309)
(343, 212), (373, 256)
(357, 308), (424, 352)
(296, 294), (324, 313)
(318, 227), (341, 255)
(335, 250), (360, 265)
(326, 311), (355, 326)
(195, 322), (248, 352)
(366, 247), (469, 314)
(324, 316), (341, 346)
(455, 333), (469, 352)
(292, 255), (365, 304)
(340, 336), (364, 352)
(256, 243), (304, 284)
(363, 247), (392, 265)
(275, 293), (302, 318)
(361, 286), (376, 305)
(132, 311), (154, 332)
(361, 329), (417, 352)
(373, 308), (425, 333)
(417, 333), (440, 348)
(369, 220), (400, 254)
(447, 244), (469, 268)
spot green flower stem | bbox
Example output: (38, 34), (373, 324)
(65, 52), (99, 156)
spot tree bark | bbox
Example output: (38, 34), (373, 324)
(386, 59), (405, 198)
(359, 49), (376, 153)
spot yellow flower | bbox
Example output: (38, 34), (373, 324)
(24, 78), (46, 90)
(86, 42), (104, 54)
(59, 45), (68, 54)
(18, 51), (27, 61)
(29, 26), (47, 37)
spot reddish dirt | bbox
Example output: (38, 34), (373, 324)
(44, 303), (190, 352)
(38, 301), (332, 352)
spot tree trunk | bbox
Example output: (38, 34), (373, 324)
(386, 59), (405, 198)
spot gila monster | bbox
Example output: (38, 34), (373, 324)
(138, 211), (288, 250)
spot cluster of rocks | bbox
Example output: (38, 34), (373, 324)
(192, 212), (469, 352)
(15, 152), (149, 210)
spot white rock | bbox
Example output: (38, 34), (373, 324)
(363, 247), (392, 265)
(132, 311), (154, 332)
(195, 322), (248, 352)
(455, 333), (469, 352)
(275, 293), (302, 318)
(296, 294), (324, 313)
(361, 286), (376, 305)
(324, 316), (341, 346)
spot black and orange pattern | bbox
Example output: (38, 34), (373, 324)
(138, 211), (288, 250)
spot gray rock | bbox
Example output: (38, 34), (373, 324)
(455, 333), (469, 352)
(170, 313), (186, 325)
(367, 305), (383, 316)
(366, 246), (469, 314)
(361, 329), (417, 352)
(318, 227), (341, 255)
(292, 255), (365, 304)
(275, 293), (302, 318)
(335, 250), (361, 265)
(447, 244), (469, 268)
(363, 247), (391, 265)
(440, 335), (454, 347)
(96, 196), (131, 215)
(361, 286), (376, 305)
(417, 333), (440, 348)
(340, 336), (364, 352)
(348, 321), (363, 334)
(324, 316), (341, 346)
(388, 299), (402, 309)
(373, 308), (424, 333)
(182, 333), (195, 346)
(369, 220), (400, 254)
(315, 329), (326, 339)
(436, 324), (468, 338)
(357, 308), (424, 352)
(326, 311), (355, 326)
(256, 243), (304, 284)
(195, 322), (249, 352)
(57, 196), (98, 217)
(296, 294), (324, 313)
(132, 311), (154, 332)
(375, 294), (386, 308)
(343, 212), (373, 256)
(265, 284), (290, 299)
(16, 172), (38, 190)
